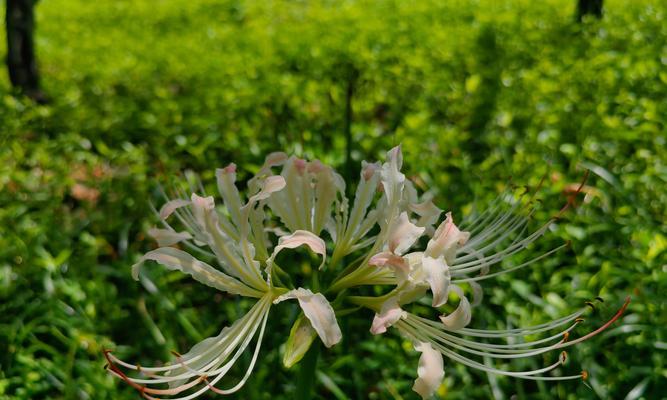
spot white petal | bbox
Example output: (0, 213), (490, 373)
(147, 228), (193, 246)
(370, 298), (405, 335)
(268, 230), (327, 270)
(439, 285), (472, 330)
(381, 145), (405, 207)
(412, 342), (444, 399)
(274, 288), (342, 348)
(216, 164), (244, 230)
(311, 162), (344, 234)
(159, 199), (190, 219)
(132, 247), (260, 297)
(388, 212), (425, 255)
(420, 256), (451, 308)
(425, 212), (471, 264)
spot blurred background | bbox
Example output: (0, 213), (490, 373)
(0, 0), (665, 399)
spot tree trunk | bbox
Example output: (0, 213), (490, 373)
(576, 0), (603, 22)
(6, 0), (45, 102)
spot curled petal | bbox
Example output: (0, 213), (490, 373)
(439, 285), (472, 330)
(159, 199), (190, 219)
(421, 256), (451, 308)
(274, 288), (342, 348)
(268, 230), (327, 270)
(388, 212), (425, 255)
(148, 228), (193, 247)
(370, 298), (406, 335)
(246, 175), (286, 205)
(412, 342), (445, 399)
(425, 212), (471, 264)
(132, 247), (262, 298)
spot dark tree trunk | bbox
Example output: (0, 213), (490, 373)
(577, 0), (603, 22)
(6, 0), (45, 102)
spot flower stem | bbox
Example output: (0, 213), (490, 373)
(295, 340), (321, 400)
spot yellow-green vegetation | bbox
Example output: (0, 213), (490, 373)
(0, 0), (665, 399)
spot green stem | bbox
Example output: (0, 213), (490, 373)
(295, 340), (321, 400)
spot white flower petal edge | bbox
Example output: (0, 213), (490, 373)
(439, 285), (472, 330)
(420, 256), (451, 308)
(425, 212), (471, 265)
(388, 211), (425, 255)
(370, 297), (406, 335)
(412, 342), (445, 399)
(267, 230), (327, 271)
(159, 199), (191, 219)
(274, 288), (342, 348)
(148, 228), (193, 247)
(132, 247), (263, 298)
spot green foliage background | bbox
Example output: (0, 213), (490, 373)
(1, 0), (665, 398)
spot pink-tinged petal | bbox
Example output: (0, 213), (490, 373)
(274, 288), (342, 348)
(132, 247), (261, 298)
(369, 251), (409, 280)
(439, 285), (472, 330)
(421, 256), (451, 308)
(412, 342), (444, 399)
(190, 193), (215, 211)
(370, 298), (405, 335)
(247, 175), (286, 204)
(388, 212), (425, 255)
(159, 199), (190, 219)
(147, 228), (192, 246)
(425, 212), (471, 264)
(361, 161), (380, 181)
(368, 251), (403, 267)
(264, 152), (288, 168)
(267, 230), (327, 270)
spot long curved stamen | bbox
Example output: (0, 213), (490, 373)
(452, 242), (570, 282)
(394, 296), (629, 382)
(105, 296), (272, 398)
(411, 308), (585, 338)
(397, 321), (580, 380)
(404, 317), (580, 359)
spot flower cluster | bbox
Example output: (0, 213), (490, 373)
(105, 147), (628, 399)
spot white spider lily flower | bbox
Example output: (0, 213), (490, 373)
(106, 147), (628, 400)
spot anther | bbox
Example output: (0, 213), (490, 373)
(595, 296), (604, 303)
(563, 332), (570, 342)
(585, 301), (596, 311)
(581, 371), (589, 380)
(575, 317), (585, 323)
(560, 351), (568, 363)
